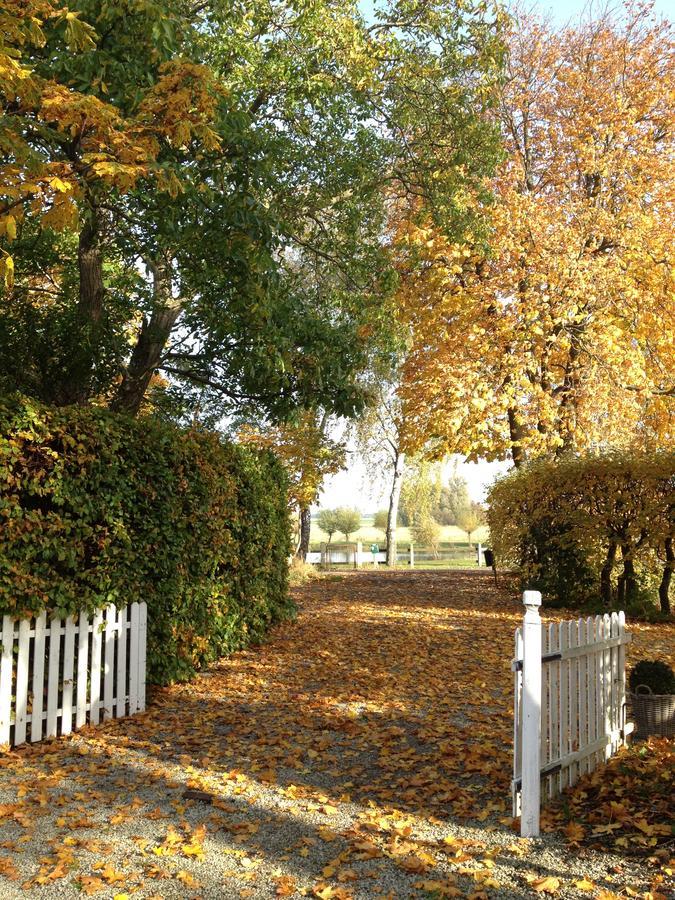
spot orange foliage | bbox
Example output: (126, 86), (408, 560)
(396, 6), (674, 464)
(238, 413), (346, 510)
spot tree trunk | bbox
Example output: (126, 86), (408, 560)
(386, 450), (405, 566)
(57, 205), (106, 405)
(296, 506), (311, 562)
(507, 408), (525, 468)
(659, 536), (673, 615)
(600, 540), (617, 607)
(111, 255), (182, 415)
(619, 541), (637, 603)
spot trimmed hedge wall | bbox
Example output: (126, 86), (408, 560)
(487, 451), (674, 615)
(0, 395), (293, 683)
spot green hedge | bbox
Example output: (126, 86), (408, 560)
(487, 452), (674, 616)
(0, 396), (293, 683)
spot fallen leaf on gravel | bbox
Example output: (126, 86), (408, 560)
(564, 822), (585, 843)
(175, 870), (200, 889)
(574, 877), (595, 890)
(527, 875), (561, 893)
(0, 856), (19, 880)
(275, 874), (297, 895)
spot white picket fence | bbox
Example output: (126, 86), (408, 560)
(0, 602), (147, 748)
(512, 591), (633, 836)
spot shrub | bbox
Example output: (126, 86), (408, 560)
(0, 395), (293, 683)
(629, 660), (675, 695)
(487, 451), (674, 613)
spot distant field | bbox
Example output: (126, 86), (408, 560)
(310, 520), (490, 547)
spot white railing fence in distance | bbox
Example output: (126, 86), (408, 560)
(0, 602), (147, 748)
(512, 591), (633, 837)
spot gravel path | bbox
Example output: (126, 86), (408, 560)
(0, 571), (672, 899)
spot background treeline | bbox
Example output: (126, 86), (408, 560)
(0, 397), (293, 683)
(488, 453), (674, 616)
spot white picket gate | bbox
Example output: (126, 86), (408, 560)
(0, 602), (147, 748)
(512, 591), (633, 836)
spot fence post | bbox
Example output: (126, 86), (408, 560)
(409, 542), (415, 568)
(521, 589), (542, 837)
(356, 541), (363, 569)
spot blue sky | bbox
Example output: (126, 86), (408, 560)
(359, 0), (674, 25)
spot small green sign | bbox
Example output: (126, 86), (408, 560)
(370, 543), (379, 554)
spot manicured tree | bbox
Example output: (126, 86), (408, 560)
(456, 503), (485, 549)
(317, 509), (340, 544)
(373, 510), (389, 538)
(412, 516), (442, 559)
(334, 508), (361, 542)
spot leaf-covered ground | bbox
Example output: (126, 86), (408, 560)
(0, 571), (673, 899)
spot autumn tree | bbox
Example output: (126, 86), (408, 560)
(356, 381), (407, 566)
(396, 4), (674, 466)
(238, 412), (345, 561)
(433, 466), (471, 525)
(412, 515), (442, 559)
(400, 459), (442, 529)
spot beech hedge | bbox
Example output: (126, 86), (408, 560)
(0, 395), (293, 683)
(487, 452), (674, 615)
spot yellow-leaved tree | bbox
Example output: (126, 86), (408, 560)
(396, 3), (674, 466)
(238, 413), (346, 560)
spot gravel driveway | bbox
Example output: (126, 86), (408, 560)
(0, 571), (672, 899)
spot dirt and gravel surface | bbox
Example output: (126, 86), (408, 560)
(0, 570), (673, 899)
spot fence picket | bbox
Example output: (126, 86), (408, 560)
(558, 621), (569, 791)
(61, 616), (77, 735)
(513, 626), (523, 817)
(618, 612), (627, 747)
(548, 623), (558, 798)
(31, 612), (47, 743)
(602, 614), (611, 760)
(46, 617), (61, 738)
(116, 606), (127, 718)
(577, 619), (588, 776)
(138, 603), (147, 711)
(75, 610), (89, 730)
(14, 619), (31, 746)
(90, 609), (103, 725)
(0, 616), (13, 745)
(103, 605), (116, 721)
(540, 622), (549, 793)
(128, 603), (140, 715)
(568, 620), (578, 788)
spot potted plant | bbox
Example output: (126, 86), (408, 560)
(628, 660), (675, 738)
